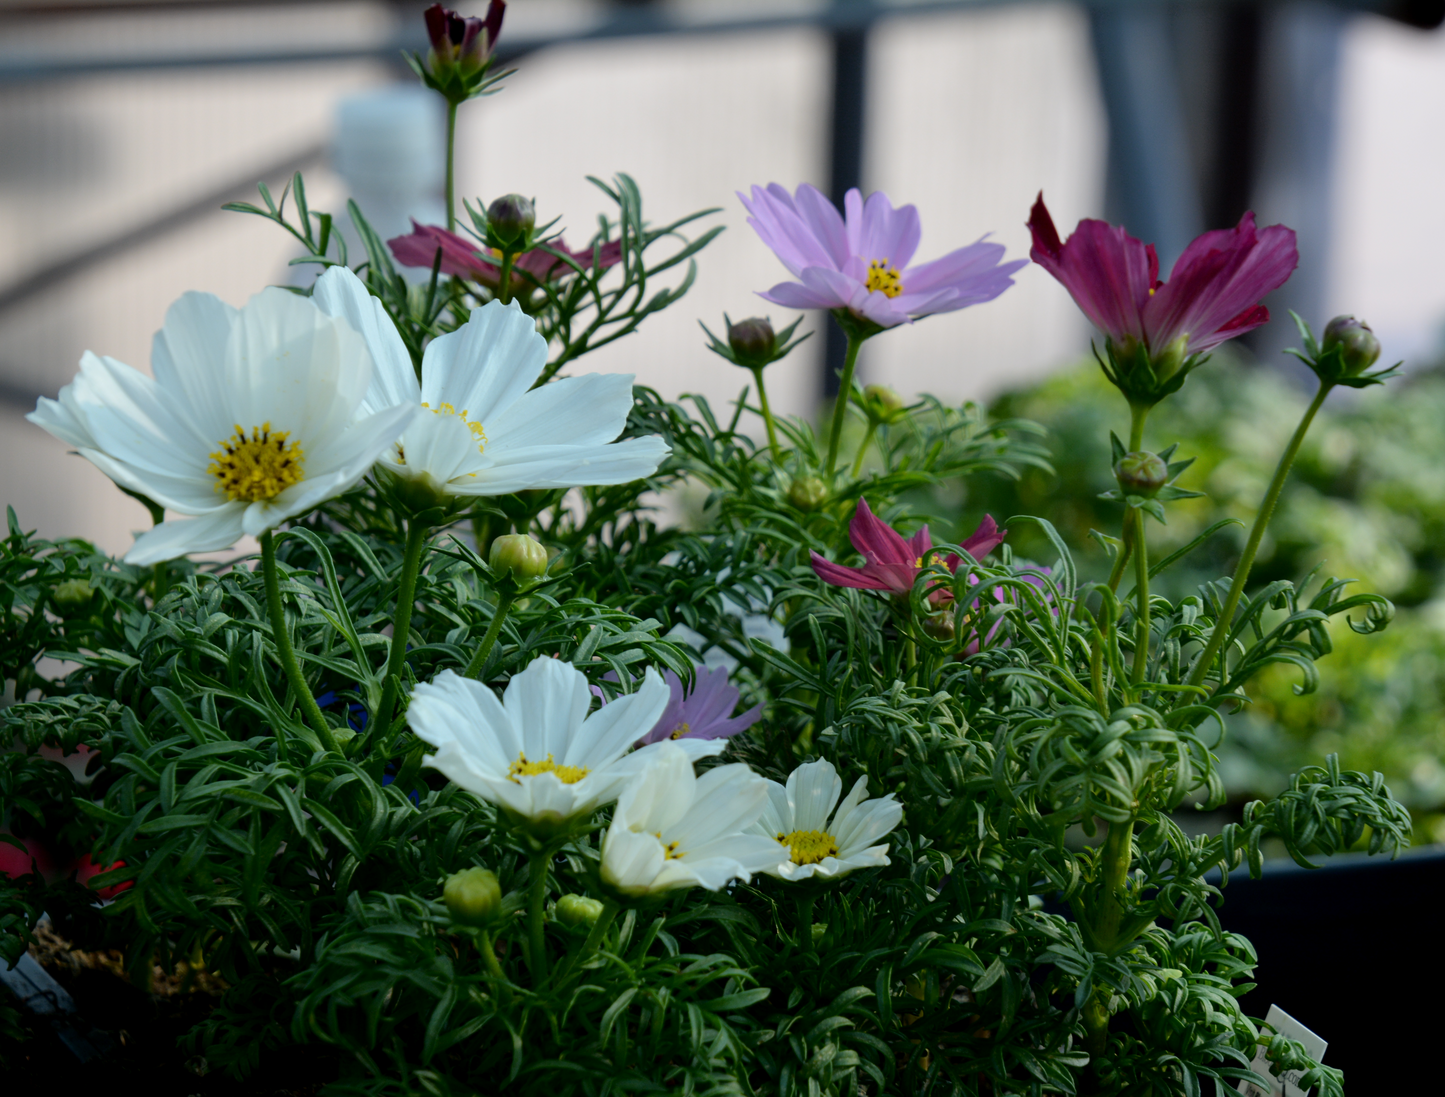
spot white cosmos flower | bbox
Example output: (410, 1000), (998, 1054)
(27, 286), (414, 565)
(408, 658), (725, 832)
(751, 758), (903, 882)
(601, 744), (783, 897)
(311, 267), (670, 497)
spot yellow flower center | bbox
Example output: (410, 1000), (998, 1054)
(778, 829), (839, 866)
(657, 835), (685, 860)
(207, 423), (305, 503)
(865, 258), (903, 298)
(668, 721), (691, 740)
(508, 752), (589, 785)
(419, 401), (487, 455)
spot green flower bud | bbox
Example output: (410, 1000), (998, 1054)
(786, 476), (828, 511)
(811, 922), (828, 945)
(487, 194), (536, 249)
(921, 612), (956, 642)
(52, 578), (94, 612)
(443, 867), (501, 926)
(727, 317), (776, 365)
(489, 533), (548, 583)
(1151, 333), (1189, 384)
(861, 384), (907, 424)
(1323, 315), (1381, 376)
(555, 893), (604, 928)
(1114, 451), (1169, 497)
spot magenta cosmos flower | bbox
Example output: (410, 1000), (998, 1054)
(740, 183), (1026, 329)
(1027, 194), (1298, 359)
(810, 499), (1006, 598)
(389, 221), (623, 291)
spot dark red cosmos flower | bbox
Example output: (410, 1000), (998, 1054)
(1027, 193), (1298, 359)
(809, 498), (1006, 599)
(388, 221), (623, 290)
(424, 2), (505, 75)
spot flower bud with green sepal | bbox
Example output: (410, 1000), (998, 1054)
(1095, 333), (1210, 413)
(786, 476), (828, 511)
(444, 867), (501, 927)
(1098, 433), (1205, 524)
(485, 194), (535, 250)
(52, 578), (95, 614)
(1286, 311), (1400, 389)
(700, 313), (811, 370)
(489, 533), (548, 584)
(857, 384), (908, 426)
(407, 2), (511, 106)
(555, 894), (604, 928)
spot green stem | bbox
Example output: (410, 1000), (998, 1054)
(824, 332), (864, 480)
(1186, 383), (1333, 692)
(1091, 630), (1106, 714)
(797, 895), (815, 956)
(578, 901), (618, 967)
(526, 850), (551, 984)
(259, 531), (339, 754)
(1091, 818), (1135, 953)
(444, 101), (458, 232)
(152, 561), (169, 605)
(498, 249), (516, 305)
(850, 421), (878, 480)
(463, 590), (518, 679)
(370, 520), (430, 747)
(479, 928), (507, 984)
(1082, 991), (1111, 1060)
(1128, 401), (1149, 452)
(749, 366), (782, 462)
(1130, 508), (1150, 688)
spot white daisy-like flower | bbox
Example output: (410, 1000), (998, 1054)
(752, 758), (903, 881)
(311, 267), (670, 498)
(600, 744), (783, 897)
(407, 657), (725, 832)
(27, 286), (415, 565)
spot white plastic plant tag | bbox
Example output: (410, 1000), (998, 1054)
(1237, 1004), (1328, 1097)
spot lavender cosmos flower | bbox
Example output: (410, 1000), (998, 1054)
(810, 499), (1006, 599)
(389, 221), (623, 291)
(1027, 194), (1298, 359)
(740, 183), (1026, 328)
(596, 667), (763, 747)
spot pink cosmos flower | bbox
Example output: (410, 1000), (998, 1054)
(1027, 193), (1298, 357)
(740, 183), (1027, 329)
(809, 499), (1006, 598)
(388, 220), (623, 290)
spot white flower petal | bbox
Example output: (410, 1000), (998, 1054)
(566, 667), (671, 769)
(409, 669), (519, 775)
(483, 372), (636, 452)
(28, 385), (98, 449)
(421, 300), (546, 424)
(787, 759), (842, 833)
(150, 290), (237, 437)
(453, 436), (670, 496)
(601, 825), (669, 895)
(311, 266), (420, 411)
(73, 352), (213, 479)
(123, 505), (247, 565)
(396, 407), (483, 485)
(79, 446), (226, 514)
(832, 794), (903, 854)
(501, 656), (593, 764)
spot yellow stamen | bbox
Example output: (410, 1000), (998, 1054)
(507, 752), (589, 785)
(420, 401), (487, 454)
(668, 721), (692, 740)
(207, 423), (305, 503)
(777, 829), (839, 866)
(865, 258), (903, 299)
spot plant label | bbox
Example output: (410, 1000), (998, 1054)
(1237, 1004), (1328, 1097)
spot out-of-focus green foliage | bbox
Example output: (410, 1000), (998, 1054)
(969, 355), (1445, 840)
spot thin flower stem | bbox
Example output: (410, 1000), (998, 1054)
(824, 332), (864, 480)
(498, 249), (516, 305)
(749, 366), (782, 462)
(259, 531), (339, 754)
(850, 421), (878, 480)
(526, 850), (551, 984)
(152, 561), (169, 605)
(1186, 383), (1333, 692)
(1130, 508), (1150, 688)
(463, 590), (518, 679)
(478, 929), (510, 1003)
(797, 895), (815, 956)
(371, 520), (430, 747)
(578, 901), (618, 966)
(1128, 402), (1149, 452)
(444, 101), (458, 233)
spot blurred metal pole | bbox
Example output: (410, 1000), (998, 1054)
(823, 6), (870, 400)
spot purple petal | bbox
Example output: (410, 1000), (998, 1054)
(810, 550), (890, 591)
(637, 669), (688, 745)
(692, 701), (763, 740)
(959, 515), (1007, 559)
(848, 499), (915, 568)
(758, 279), (848, 311)
(1027, 194), (1153, 344)
(847, 189), (922, 271)
(740, 183), (847, 279)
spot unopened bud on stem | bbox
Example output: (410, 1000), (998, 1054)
(1323, 315), (1381, 376)
(444, 867), (501, 926)
(860, 384), (907, 425)
(787, 476), (828, 511)
(728, 317), (776, 364)
(555, 893), (604, 928)
(53, 578), (94, 612)
(487, 194), (535, 249)
(490, 533), (548, 582)
(1114, 451), (1168, 497)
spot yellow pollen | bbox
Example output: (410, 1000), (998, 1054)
(420, 401), (487, 453)
(778, 829), (839, 866)
(207, 423), (305, 503)
(663, 839), (683, 860)
(865, 258), (903, 299)
(507, 752), (589, 785)
(668, 722), (692, 740)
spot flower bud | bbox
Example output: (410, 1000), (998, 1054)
(861, 384), (907, 425)
(727, 317), (776, 364)
(1114, 451), (1169, 497)
(1322, 315), (1381, 376)
(489, 533), (548, 582)
(1151, 333), (1189, 384)
(486, 194), (535, 249)
(443, 867), (501, 926)
(921, 612), (956, 642)
(555, 893), (604, 928)
(52, 578), (94, 612)
(787, 476), (828, 511)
